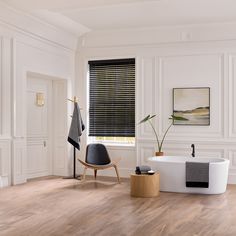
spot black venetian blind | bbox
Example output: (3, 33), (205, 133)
(89, 58), (135, 137)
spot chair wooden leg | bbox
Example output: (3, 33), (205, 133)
(83, 167), (87, 180)
(114, 165), (121, 183)
(94, 169), (97, 179)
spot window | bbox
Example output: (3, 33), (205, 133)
(88, 58), (135, 144)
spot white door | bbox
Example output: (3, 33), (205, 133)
(27, 77), (52, 179)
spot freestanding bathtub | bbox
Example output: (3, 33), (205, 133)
(148, 156), (229, 194)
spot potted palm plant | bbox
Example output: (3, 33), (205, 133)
(139, 114), (188, 156)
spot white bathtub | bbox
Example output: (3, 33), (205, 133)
(148, 156), (229, 194)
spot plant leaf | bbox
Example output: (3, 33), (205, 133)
(149, 114), (156, 120)
(170, 115), (188, 121)
(138, 115), (150, 124)
(139, 114), (157, 124)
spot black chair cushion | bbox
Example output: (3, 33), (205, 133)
(85, 144), (111, 165)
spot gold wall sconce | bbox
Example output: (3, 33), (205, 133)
(36, 93), (45, 106)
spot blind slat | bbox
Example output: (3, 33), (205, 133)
(89, 58), (135, 137)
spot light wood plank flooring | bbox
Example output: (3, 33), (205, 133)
(0, 176), (236, 236)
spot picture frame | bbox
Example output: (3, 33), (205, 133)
(173, 87), (210, 126)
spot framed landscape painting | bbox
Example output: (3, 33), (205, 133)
(173, 87), (210, 125)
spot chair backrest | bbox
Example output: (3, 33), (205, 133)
(85, 144), (111, 165)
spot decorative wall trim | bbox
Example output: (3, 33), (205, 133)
(0, 139), (11, 188)
(0, 36), (2, 135)
(228, 174), (236, 184)
(228, 150), (236, 184)
(0, 176), (9, 187)
(1, 37), (12, 137)
(159, 53), (224, 138)
(0, 37), (11, 136)
(137, 57), (157, 138)
(0, 9), (75, 185)
(12, 139), (27, 185)
(0, 2), (78, 51)
(140, 145), (156, 165)
(75, 26), (236, 184)
(228, 150), (236, 170)
(53, 80), (68, 176)
(78, 22), (236, 49)
(229, 54), (236, 138)
(137, 138), (236, 145)
(137, 142), (226, 158)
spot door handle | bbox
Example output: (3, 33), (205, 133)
(43, 141), (46, 147)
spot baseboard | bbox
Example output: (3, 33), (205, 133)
(228, 174), (236, 184)
(0, 176), (9, 188)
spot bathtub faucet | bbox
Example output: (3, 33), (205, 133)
(191, 144), (195, 157)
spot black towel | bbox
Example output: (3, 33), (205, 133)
(186, 162), (209, 188)
(68, 103), (85, 150)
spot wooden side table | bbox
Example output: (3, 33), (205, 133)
(130, 173), (160, 198)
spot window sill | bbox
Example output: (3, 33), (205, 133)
(87, 140), (136, 149)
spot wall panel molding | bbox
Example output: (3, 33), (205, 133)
(228, 54), (236, 138)
(79, 43), (236, 184)
(12, 139), (26, 185)
(137, 138), (236, 146)
(0, 139), (11, 187)
(0, 11), (75, 186)
(228, 150), (236, 170)
(227, 150), (236, 184)
(1, 37), (12, 137)
(137, 142), (155, 166)
(79, 22), (236, 49)
(138, 141), (226, 160)
(53, 80), (68, 176)
(0, 2), (78, 51)
(0, 35), (11, 188)
(137, 56), (157, 139)
(0, 36), (2, 135)
(159, 53), (224, 138)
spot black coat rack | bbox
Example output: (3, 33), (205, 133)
(65, 96), (82, 180)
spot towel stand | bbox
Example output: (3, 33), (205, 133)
(64, 96), (82, 180)
(68, 96), (78, 103)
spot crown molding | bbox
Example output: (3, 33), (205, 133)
(77, 22), (236, 49)
(0, 2), (79, 51)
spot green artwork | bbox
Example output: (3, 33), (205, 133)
(173, 87), (210, 126)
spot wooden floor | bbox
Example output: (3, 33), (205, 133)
(0, 177), (236, 236)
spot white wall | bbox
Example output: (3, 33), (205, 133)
(77, 23), (236, 183)
(0, 5), (77, 187)
(2, 4), (236, 186)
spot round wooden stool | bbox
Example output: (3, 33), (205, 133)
(130, 173), (160, 198)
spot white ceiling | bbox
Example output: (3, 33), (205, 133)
(1, 0), (156, 10)
(2, 0), (236, 35)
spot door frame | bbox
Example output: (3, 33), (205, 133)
(26, 76), (53, 179)
(25, 72), (68, 180)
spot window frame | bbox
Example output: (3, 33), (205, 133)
(87, 57), (136, 146)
